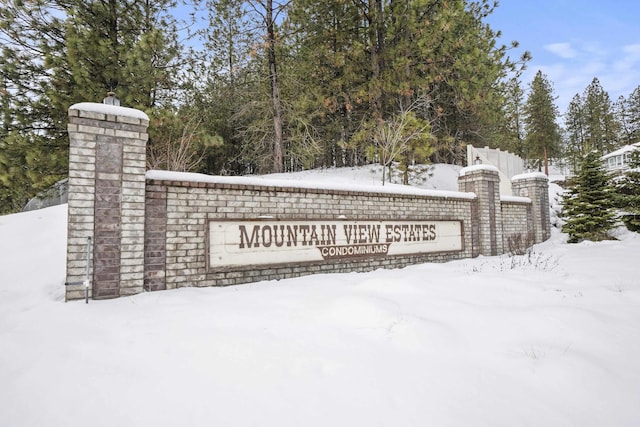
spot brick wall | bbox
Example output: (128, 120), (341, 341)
(65, 103), (550, 301)
(142, 176), (476, 291)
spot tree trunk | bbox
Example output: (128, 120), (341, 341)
(266, 0), (284, 173)
(544, 144), (549, 175)
(368, 0), (384, 121)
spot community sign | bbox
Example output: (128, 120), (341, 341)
(208, 219), (463, 269)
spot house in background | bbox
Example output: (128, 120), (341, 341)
(602, 142), (640, 173)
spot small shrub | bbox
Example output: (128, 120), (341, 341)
(497, 250), (559, 272)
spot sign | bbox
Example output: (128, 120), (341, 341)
(208, 219), (462, 269)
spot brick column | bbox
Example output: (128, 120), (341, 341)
(458, 166), (503, 256)
(511, 172), (550, 244)
(144, 183), (167, 292)
(65, 103), (149, 301)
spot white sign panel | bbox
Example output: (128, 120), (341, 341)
(208, 220), (462, 269)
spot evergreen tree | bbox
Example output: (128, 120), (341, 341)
(523, 70), (561, 175)
(48, 0), (182, 110)
(0, 0), (183, 213)
(286, 0), (529, 167)
(625, 85), (640, 142)
(287, 0), (370, 167)
(1, 0), (532, 202)
(564, 94), (588, 173)
(404, 0), (528, 164)
(197, 0), (291, 174)
(613, 95), (633, 145)
(0, 0), (68, 213)
(501, 76), (526, 157)
(562, 78), (623, 174)
(615, 149), (640, 231)
(562, 150), (618, 243)
(582, 77), (618, 155)
(188, 0), (253, 175)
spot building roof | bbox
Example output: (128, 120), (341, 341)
(602, 142), (640, 161)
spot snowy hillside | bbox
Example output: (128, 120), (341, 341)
(1, 165), (640, 427)
(256, 162), (463, 191)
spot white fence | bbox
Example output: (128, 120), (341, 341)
(467, 145), (525, 195)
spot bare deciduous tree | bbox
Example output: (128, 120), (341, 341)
(147, 114), (221, 171)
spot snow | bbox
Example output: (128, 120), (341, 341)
(2, 165), (640, 426)
(500, 195), (531, 203)
(147, 163), (474, 200)
(70, 102), (150, 121)
(512, 171), (549, 181)
(459, 164), (500, 176)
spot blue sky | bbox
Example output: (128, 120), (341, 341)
(485, 0), (640, 114)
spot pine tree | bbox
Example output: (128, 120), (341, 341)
(408, 0), (529, 164)
(0, 0), (68, 214)
(501, 77), (526, 157)
(615, 149), (640, 231)
(582, 77), (619, 155)
(562, 151), (618, 243)
(0, 0), (183, 213)
(523, 70), (561, 175)
(287, 0), (370, 167)
(625, 85), (640, 142)
(188, 0), (252, 175)
(562, 78), (624, 175)
(48, 0), (182, 110)
(613, 95), (633, 145)
(197, 0), (291, 174)
(564, 93), (588, 173)
(285, 0), (529, 167)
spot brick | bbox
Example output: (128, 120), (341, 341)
(69, 178), (96, 188)
(69, 168), (96, 179)
(120, 265), (144, 275)
(115, 129), (141, 139)
(116, 115), (142, 125)
(77, 124), (106, 135)
(123, 143), (147, 154)
(122, 166), (146, 175)
(120, 285), (144, 296)
(79, 110), (106, 121)
(96, 172), (121, 181)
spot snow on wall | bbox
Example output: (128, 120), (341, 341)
(69, 102), (149, 121)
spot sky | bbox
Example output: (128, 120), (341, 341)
(485, 0), (640, 115)
(2, 166), (640, 426)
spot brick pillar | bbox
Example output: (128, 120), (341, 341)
(144, 183), (167, 291)
(65, 103), (149, 301)
(511, 172), (550, 244)
(458, 166), (503, 256)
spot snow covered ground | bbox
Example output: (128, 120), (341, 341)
(1, 164), (640, 427)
